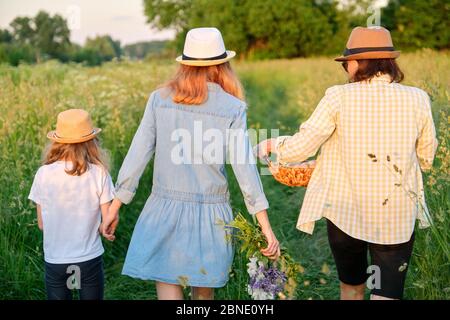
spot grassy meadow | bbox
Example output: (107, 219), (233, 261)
(0, 50), (448, 299)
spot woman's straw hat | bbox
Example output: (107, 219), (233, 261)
(335, 26), (400, 61)
(47, 109), (101, 144)
(176, 27), (236, 66)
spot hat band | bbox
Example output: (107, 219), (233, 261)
(343, 46), (395, 56)
(182, 51), (228, 61)
(55, 129), (96, 140)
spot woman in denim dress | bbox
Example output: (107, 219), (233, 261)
(102, 28), (280, 300)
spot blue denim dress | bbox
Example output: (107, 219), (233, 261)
(115, 82), (269, 287)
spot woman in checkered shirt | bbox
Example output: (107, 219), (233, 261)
(258, 27), (438, 300)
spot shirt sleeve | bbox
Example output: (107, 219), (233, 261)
(28, 168), (42, 205)
(100, 170), (115, 205)
(114, 91), (157, 204)
(416, 93), (438, 171)
(228, 105), (269, 215)
(275, 86), (339, 164)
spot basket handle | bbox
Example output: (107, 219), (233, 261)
(261, 154), (274, 166)
(253, 144), (277, 168)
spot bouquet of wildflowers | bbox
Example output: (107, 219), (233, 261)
(226, 213), (304, 300)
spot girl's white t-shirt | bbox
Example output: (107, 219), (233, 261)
(28, 161), (114, 264)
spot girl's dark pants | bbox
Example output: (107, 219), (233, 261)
(44, 255), (104, 300)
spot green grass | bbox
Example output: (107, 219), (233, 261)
(0, 50), (448, 299)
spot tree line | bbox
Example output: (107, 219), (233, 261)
(144, 0), (449, 59)
(0, 11), (122, 66)
(0, 1), (448, 66)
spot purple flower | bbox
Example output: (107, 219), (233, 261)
(247, 256), (287, 300)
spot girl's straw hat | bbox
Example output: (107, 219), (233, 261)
(47, 109), (101, 144)
(176, 27), (236, 66)
(334, 26), (400, 61)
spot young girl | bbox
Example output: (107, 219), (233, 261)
(259, 27), (438, 300)
(28, 109), (115, 300)
(102, 27), (280, 300)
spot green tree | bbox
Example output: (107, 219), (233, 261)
(123, 40), (168, 59)
(244, 0), (336, 58)
(84, 35), (122, 62)
(72, 35), (122, 66)
(187, 0), (250, 58)
(382, 0), (450, 50)
(0, 29), (13, 43)
(2, 11), (124, 66)
(72, 47), (103, 66)
(143, 0), (192, 32)
(143, 0), (363, 59)
(0, 42), (35, 66)
(0, 25), (36, 65)
(10, 11), (71, 62)
(34, 11), (71, 61)
(9, 17), (34, 44)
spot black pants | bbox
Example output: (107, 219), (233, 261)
(44, 255), (104, 300)
(327, 220), (415, 299)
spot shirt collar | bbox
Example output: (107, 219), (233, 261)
(370, 73), (392, 83)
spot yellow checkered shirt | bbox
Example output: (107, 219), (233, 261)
(276, 74), (438, 244)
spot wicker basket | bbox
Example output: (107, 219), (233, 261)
(266, 159), (316, 187)
(253, 145), (316, 187)
(263, 156), (316, 187)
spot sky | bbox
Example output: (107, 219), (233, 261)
(0, 0), (389, 46)
(0, 0), (176, 45)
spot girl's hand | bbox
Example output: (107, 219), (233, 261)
(255, 209), (280, 260)
(101, 199), (122, 240)
(100, 222), (116, 241)
(260, 226), (281, 260)
(101, 209), (119, 241)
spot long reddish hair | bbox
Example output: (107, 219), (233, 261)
(42, 138), (109, 176)
(163, 62), (244, 105)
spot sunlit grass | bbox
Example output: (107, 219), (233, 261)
(0, 50), (448, 299)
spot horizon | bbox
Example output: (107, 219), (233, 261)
(0, 0), (390, 47)
(0, 0), (176, 46)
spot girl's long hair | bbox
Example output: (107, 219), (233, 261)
(162, 62), (244, 105)
(42, 138), (110, 176)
